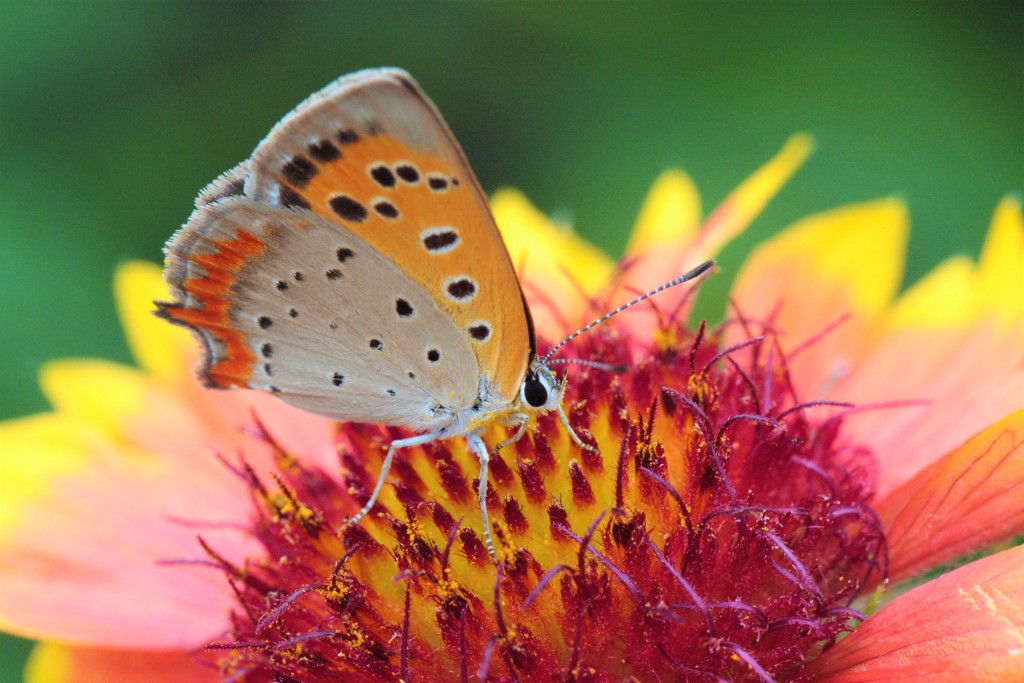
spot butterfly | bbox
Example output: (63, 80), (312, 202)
(157, 68), (712, 558)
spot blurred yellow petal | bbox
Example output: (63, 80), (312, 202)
(887, 256), (978, 328)
(733, 197), (909, 324)
(890, 197), (1023, 332)
(755, 198), (908, 314)
(625, 169), (702, 255)
(696, 133), (814, 259)
(978, 196), (1024, 329)
(0, 414), (91, 533)
(115, 261), (194, 382)
(39, 359), (145, 437)
(25, 642), (69, 683)
(492, 188), (614, 334)
(493, 188), (614, 295)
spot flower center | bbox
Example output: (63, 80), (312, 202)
(203, 320), (886, 682)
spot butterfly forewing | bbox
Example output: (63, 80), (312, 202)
(161, 197), (479, 430)
(245, 68), (531, 407)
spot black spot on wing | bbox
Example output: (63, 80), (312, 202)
(308, 139), (341, 162)
(336, 247), (355, 262)
(395, 299), (414, 317)
(446, 278), (476, 301)
(468, 323), (491, 341)
(374, 200), (399, 219)
(421, 228), (460, 253)
(395, 164), (420, 184)
(279, 186), (311, 210)
(330, 195), (368, 222)
(282, 155), (317, 187)
(370, 165), (396, 188)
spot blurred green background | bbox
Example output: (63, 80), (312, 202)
(0, 1), (1020, 679)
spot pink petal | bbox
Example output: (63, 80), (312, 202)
(2, 363), (337, 648)
(0, 411), (255, 648)
(835, 319), (1023, 496)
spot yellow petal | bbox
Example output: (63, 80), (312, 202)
(978, 196), (1024, 329)
(740, 197), (908, 316)
(492, 188), (614, 296)
(25, 642), (69, 683)
(729, 198), (909, 399)
(696, 133), (814, 259)
(888, 255), (979, 328)
(491, 188), (615, 336)
(114, 261), (194, 381)
(39, 359), (145, 437)
(625, 169), (702, 255)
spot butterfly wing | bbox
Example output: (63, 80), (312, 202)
(244, 68), (532, 408)
(160, 196), (479, 430)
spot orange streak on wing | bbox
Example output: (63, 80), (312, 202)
(165, 229), (267, 387)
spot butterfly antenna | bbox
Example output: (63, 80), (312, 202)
(541, 260), (716, 364)
(547, 358), (628, 373)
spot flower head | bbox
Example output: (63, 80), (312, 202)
(2, 136), (1022, 682)
(209, 311), (887, 681)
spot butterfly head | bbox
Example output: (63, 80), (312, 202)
(519, 359), (563, 414)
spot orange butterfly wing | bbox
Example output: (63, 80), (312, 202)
(242, 69), (532, 407)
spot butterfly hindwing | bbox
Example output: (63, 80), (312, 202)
(244, 68), (532, 407)
(160, 196), (479, 430)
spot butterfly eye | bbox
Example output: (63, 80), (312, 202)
(522, 374), (549, 408)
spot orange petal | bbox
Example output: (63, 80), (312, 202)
(808, 546), (1024, 682)
(877, 408), (1024, 583)
(26, 642), (218, 683)
(729, 198), (909, 399)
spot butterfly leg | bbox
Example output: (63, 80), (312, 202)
(494, 413), (530, 453)
(348, 430), (443, 526)
(465, 432), (497, 561)
(557, 403), (598, 453)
